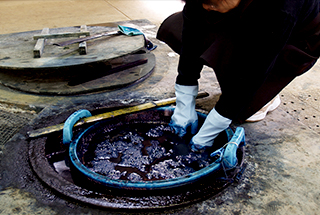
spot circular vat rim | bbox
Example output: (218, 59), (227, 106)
(28, 107), (245, 210)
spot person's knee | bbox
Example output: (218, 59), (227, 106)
(157, 12), (184, 54)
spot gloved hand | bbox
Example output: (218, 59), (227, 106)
(169, 84), (199, 137)
(190, 108), (232, 152)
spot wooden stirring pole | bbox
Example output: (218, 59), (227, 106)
(27, 91), (209, 138)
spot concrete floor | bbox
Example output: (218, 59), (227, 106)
(0, 0), (185, 34)
(0, 1), (320, 214)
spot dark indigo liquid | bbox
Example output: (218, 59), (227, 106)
(83, 123), (214, 182)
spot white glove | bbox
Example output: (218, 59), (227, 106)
(169, 84), (198, 137)
(190, 108), (231, 151)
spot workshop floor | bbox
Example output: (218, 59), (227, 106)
(0, 1), (320, 214)
(0, 0), (185, 34)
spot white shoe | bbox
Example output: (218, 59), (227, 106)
(246, 95), (281, 122)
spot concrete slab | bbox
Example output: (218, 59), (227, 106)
(107, 0), (185, 26)
(280, 62), (320, 135)
(0, 0), (320, 214)
(0, 1), (130, 34)
(1, 92), (320, 214)
(0, 0), (184, 34)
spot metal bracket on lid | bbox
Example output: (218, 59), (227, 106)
(79, 25), (88, 55)
(33, 28), (49, 58)
(33, 26), (90, 58)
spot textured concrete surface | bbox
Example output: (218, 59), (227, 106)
(0, 1), (320, 214)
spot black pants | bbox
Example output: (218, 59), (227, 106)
(157, 11), (320, 122)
